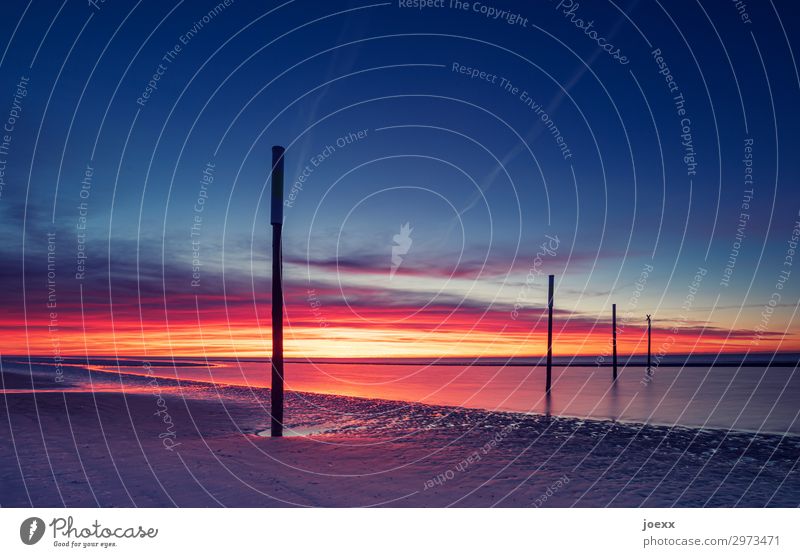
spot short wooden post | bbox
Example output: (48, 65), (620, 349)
(646, 314), (652, 376)
(546, 274), (554, 394)
(612, 303), (618, 381)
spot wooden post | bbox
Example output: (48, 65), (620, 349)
(546, 274), (554, 394)
(612, 303), (618, 381)
(646, 314), (652, 376)
(270, 146), (285, 437)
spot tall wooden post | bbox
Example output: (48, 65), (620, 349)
(646, 314), (652, 376)
(546, 274), (554, 394)
(270, 146), (285, 437)
(612, 303), (618, 381)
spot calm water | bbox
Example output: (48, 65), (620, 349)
(101, 360), (800, 435)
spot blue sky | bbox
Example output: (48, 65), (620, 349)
(0, 0), (798, 357)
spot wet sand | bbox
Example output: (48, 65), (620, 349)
(1, 364), (798, 507)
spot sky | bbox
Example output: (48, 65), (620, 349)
(0, 0), (798, 359)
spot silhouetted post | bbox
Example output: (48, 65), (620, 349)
(612, 303), (618, 381)
(646, 314), (652, 376)
(546, 274), (554, 394)
(270, 146), (285, 437)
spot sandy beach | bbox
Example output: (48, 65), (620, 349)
(1, 361), (798, 508)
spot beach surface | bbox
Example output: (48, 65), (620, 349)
(1, 360), (798, 507)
